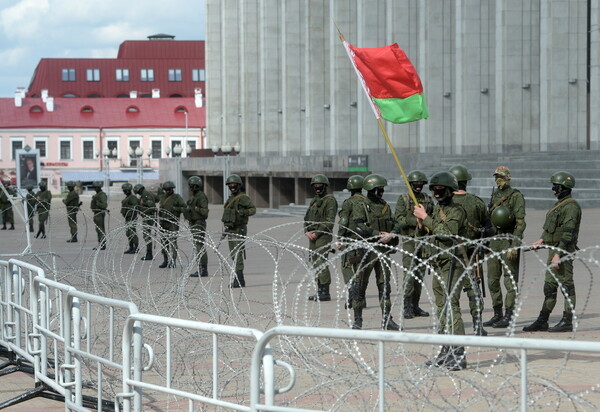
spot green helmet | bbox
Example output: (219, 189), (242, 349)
(39, 181), (48, 188)
(493, 166), (511, 179)
(92, 181), (103, 188)
(162, 181), (176, 189)
(26, 185), (34, 191)
(122, 183), (133, 191)
(448, 164), (472, 182)
(188, 176), (203, 188)
(550, 171), (575, 189)
(363, 174), (387, 191)
(491, 205), (515, 229)
(133, 184), (144, 194)
(346, 175), (364, 191)
(407, 170), (428, 183)
(310, 174), (329, 186)
(429, 171), (459, 191)
(226, 174), (243, 185)
(65, 181), (75, 187)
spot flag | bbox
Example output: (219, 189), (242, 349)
(343, 42), (428, 124)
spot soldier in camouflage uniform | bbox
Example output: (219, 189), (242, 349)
(336, 175), (366, 307)
(449, 165), (495, 336)
(120, 183), (139, 254)
(414, 171), (467, 370)
(350, 174), (401, 331)
(523, 171), (581, 333)
(158, 181), (186, 268)
(304, 174), (338, 301)
(186, 176), (209, 278)
(1, 180), (15, 230)
(25, 185), (36, 233)
(63, 181), (81, 242)
(134, 183), (157, 261)
(35, 181), (52, 239)
(484, 166), (526, 329)
(394, 170), (434, 320)
(222, 174), (256, 287)
(90, 181), (108, 250)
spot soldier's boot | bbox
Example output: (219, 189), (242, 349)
(35, 228), (42, 238)
(412, 295), (430, 317)
(200, 265), (209, 277)
(40, 229), (46, 239)
(483, 307), (503, 327)
(425, 346), (450, 367)
(158, 252), (169, 268)
(167, 251), (177, 268)
(9, 223), (14, 230)
(403, 297), (415, 319)
(522, 310), (550, 332)
(189, 267), (200, 278)
(352, 309), (363, 330)
(124, 243), (135, 254)
(442, 346), (467, 371)
(381, 312), (401, 331)
(231, 271), (245, 288)
(1, 223), (6, 230)
(132, 244), (139, 254)
(308, 284), (331, 302)
(492, 308), (513, 328)
(66, 235), (78, 243)
(548, 311), (573, 333)
(473, 314), (488, 336)
(29, 223), (34, 233)
(141, 246), (153, 261)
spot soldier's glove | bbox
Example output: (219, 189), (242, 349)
(506, 248), (518, 260)
(220, 229), (229, 240)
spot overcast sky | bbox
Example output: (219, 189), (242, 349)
(0, 0), (205, 97)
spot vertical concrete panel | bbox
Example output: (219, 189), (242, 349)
(590, 0), (600, 150)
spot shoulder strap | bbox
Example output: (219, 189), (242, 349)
(547, 197), (576, 215)
(225, 193), (245, 208)
(491, 188), (516, 210)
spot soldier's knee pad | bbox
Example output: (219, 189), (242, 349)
(543, 282), (558, 300)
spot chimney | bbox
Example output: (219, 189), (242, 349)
(41, 89), (48, 102)
(194, 88), (203, 108)
(152, 88), (160, 98)
(14, 91), (22, 107)
(46, 97), (54, 112)
(130, 90), (138, 98)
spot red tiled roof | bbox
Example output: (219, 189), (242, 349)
(27, 40), (205, 98)
(0, 97), (205, 129)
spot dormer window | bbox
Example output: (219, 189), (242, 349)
(30, 106), (43, 113)
(81, 106), (94, 113)
(175, 106), (187, 113)
(126, 106), (140, 113)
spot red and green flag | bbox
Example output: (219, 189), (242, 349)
(343, 42), (428, 124)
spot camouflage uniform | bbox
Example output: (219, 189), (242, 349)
(222, 180), (256, 286)
(135, 185), (157, 260)
(25, 186), (36, 233)
(304, 176), (338, 300)
(120, 185), (139, 253)
(158, 182), (186, 268)
(35, 184), (52, 238)
(63, 182), (80, 242)
(337, 191), (367, 284)
(485, 166), (526, 327)
(90, 183), (108, 249)
(0, 182), (15, 230)
(186, 177), (209, 277)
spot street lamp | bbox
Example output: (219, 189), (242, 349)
(128, 145), (145, 185)
(97, 147), (113, 200)
(211, 142), (241, 203)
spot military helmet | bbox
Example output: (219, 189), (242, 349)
(133, 184), (144, 194)
(493, 166), (511, 179)
(550, 171), (575, 189)
(491, 205), (515, 229)
(346, 175), (364, 191)
(188, 176), (203, 188)
(226, 174), (243, 185)
(162, 181), (176, 189)
(429, 171), (459, 191)
(122, 183), (133, 191)
(310, 174), (329, 186)
(65, 181), (75, 187)
(26, 185), (34, 191)
(448, 164), (472, 182)
(407, 170), (428, 183)
(39, 181), (48, 188)
(92, 181), (103, 188)
(363, 174), (387, 191)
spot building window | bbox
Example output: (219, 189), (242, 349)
(30, 106), (43, 113)
(86, 69), (100, 82)
(188, 141), (197, 151)
(171, 140), (182, 157)
(62, 68), (76, 81)
(107, 140), (118, 158)
(34, 139), (47, 157)
(82, 140), (95, 160)
(192, 69), (205, 82)
(151, 140), (162, 158)
(128, 140), (141, 166)
(11, 139), (23, 160)
(141, 69), (154, 82)
(116, 69), (129, 81)
(168, 69), (182, 82)
(126, 106), (140, 113)
(60, 140), (71, 160)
